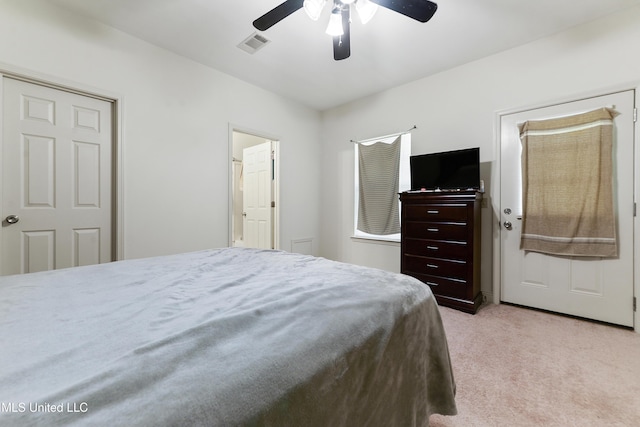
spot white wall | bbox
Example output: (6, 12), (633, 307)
(3, 0), (639, 295)
(320, 6), (640, 299)
(0, 0), (322, 259)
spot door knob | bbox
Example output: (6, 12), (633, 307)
(5, 215), (19, 224)
(503, 221), (512, 230)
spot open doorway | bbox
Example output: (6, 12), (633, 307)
(230, 128), (280, 250)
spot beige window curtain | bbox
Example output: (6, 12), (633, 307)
(357, 136), (401, 235)
(519, 107), (618, 257)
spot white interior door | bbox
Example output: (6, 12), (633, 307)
(243, 141), (272, 249)
(500, 90), (635, 327)
(1, 77), (112, 275)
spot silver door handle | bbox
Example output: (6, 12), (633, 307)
(503, 221), (512, 230)
(5, 215), (19, 224)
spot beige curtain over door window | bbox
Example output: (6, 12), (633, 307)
(519, 107), (618, 257)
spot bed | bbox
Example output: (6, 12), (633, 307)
(0, 247), (457, 426)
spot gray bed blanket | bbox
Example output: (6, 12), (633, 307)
(0, 248), (456, 426)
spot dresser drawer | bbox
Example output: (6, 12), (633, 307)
(403, 204), (468, 221)
(404, 272), (469, 300)
(402, 254), (467, 281)
(404, 221), (469, 241)
(404, 238), (468, 259)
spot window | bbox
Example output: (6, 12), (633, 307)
(353, 132), (411, 242)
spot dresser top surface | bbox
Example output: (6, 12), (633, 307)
(400, 190), (483, 202)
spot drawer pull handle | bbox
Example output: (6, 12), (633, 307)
(427, 210), (439, 214)
(427, 246), (439, 251)
(426, 281), (438, 286)
(427, 228), (439, 232)
(427, 264), (439, 269)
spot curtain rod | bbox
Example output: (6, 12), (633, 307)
(351, 125), (417, 143)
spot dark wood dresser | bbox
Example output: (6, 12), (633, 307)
(399, 191), (482, 313)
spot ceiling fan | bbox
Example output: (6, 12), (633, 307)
(253, 0), (438, 61)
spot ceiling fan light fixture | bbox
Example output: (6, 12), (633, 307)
(356, 0), (378, 24)
(303, 0), (327, 21)
(325, 9), (344, 36)
(252, 0), (438, 60)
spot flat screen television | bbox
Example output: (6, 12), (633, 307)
(410, 147), (480, 191)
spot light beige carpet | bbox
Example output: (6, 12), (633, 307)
(430, 303), (640, 427)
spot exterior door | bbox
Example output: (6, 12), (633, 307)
(500, 90), (635, 327)
(243, 141), (272, 249)
(1, 77), (113, 275)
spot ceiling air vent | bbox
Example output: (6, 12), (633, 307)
(238, 32), (270, 54)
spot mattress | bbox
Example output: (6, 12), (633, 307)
(0, 247), (456, 426)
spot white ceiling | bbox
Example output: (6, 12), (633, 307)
(49, 0), (640, 111)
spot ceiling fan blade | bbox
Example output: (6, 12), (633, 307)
(253, 0), (305, 31)
(333, 10), (351, 60)
(370, 0), (437, 23)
